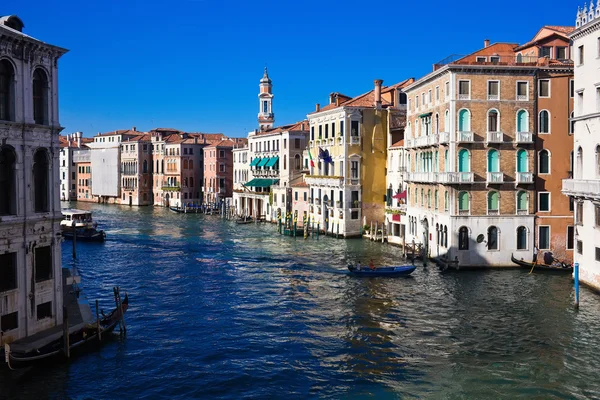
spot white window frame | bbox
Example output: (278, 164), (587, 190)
(538, 79), (551, 98)
(516, 81), (529, 101)
(539, 109), (551, 134)
(578, 45), (584, 65)
(487, 225), (500, 251)
(538, 191), (551, 212)
(476, 56), (487, 63)
(538, 149), (551, 175)
(538, 225), (551, 250)
(458, 80), (471, 100)
(487, 80), (500, 101)
(445, 81), (450, 99)
(435, 85), (440, 102)
(516, 226), (529, 251)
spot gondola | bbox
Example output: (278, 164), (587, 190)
(347, 264), (416, 277)
(510, 254), (573, 273)
(235, 217), (254, 224)
(62, 228), (106, 242)
(4, 294), (129, 369)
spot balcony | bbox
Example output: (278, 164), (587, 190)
(348, 178), (360, 186)
(562, 179), (600, 198)
(458, 131), (474, 143)
(458, 209), (470, 216)
(439, 172), (474, 184)
(349, 201), (361, 209)
(161, 185), (181, 192)
(517, 208), (528, 215)
(486, 172), (504, 184)
(486, 131), (503, 144)
(516, 172), (533, 184)
(405, 138), (414, 148)
(438, 132), (450, 144)
(305, 175), (344, 187)
(515, 132), (533, 144)
(350, 136), (360, 145)
(487, 209), (500, 215)
(407, 172), (438, 183)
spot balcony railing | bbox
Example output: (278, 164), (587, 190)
(516, 172), (533, 184)
(486, 172), (504, 184)
(407, 172), (438, 183)
(438, 132), (450, 144)
(458, 209), (470, 216)
(515, 132), (533, 143)
(405, 138), (414, 147)
(488, 94), (500, 101)
(486, 131), (503, 144)
(348, 178), (360, 185)
(517, 209), (528, 215)
(487, 209), (500, 215)
(305, 175), (344, 187)
(458, 131), (474, 142)
(350, 136), (360, 145)
(562, 179), (600, 198)
(439, 172), (474, 184)
(349, 201), (361, 209)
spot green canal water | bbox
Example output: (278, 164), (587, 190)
(1, 203), (600, 399)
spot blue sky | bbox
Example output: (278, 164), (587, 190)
(13, 0), (575, 138)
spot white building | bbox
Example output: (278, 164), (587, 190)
(233, 145), (249, 193)
(0, 15), (68, 343)
(562, 3), (600, 290)
(59, 132), (83, 201)
(385, 142), (408, 246)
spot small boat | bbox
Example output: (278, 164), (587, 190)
(347, 264), (416, 277)
(510, 254), (573, 273)
(61, 209), (106, 242)
(235, 217), (254, 224)
(4, 294), (129, 369)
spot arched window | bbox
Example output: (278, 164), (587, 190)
(487, 149), (499, 172)
(517, 226), (527, 250)
(421, 188), (424, 206)
(434, 189), (438, 209)
(458, 191), (469, 214)
(33, 68), (49, 125)
(459, 226), (469, 250)
(516, 109), (529, 133)
(539, 110), (550, 133)
(577, 146), (583, 179)
(294, 154), (301, 170)
(444, 149), (448, 171)
(516, 53), (523, 63)
(189, 177), (194, 188)
(488, 191), (499, 214)
(435, 113), (439, 134)
(143, 160), (148, 173)
(458, 149), (470, 172)
(183, 159), (189, 170)
(539, 149), (550, 174)
(427, 189), (432, 208)
(443, 225), (448, 247)
(444, 110), (449, 132)
(444, 191), (449, 211)
(0, 145), (16, 215)
(487, 226), (498, 250)
(487, 109), (499, 132)
(0, 60), (14, 121)
(516, 149), (528, 173)
(189, 160), (193, 169)
(33, 148), (49, 212)
(570, 112), (575, 134)
(458, 109), (471, 132)
(517, 190), (528, 213)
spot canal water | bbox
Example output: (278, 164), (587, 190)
(2, 203), (600, 399)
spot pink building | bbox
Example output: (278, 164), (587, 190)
(203, 140), (237, 206)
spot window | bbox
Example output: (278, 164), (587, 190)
(596, 247), (600, 262)
(445, 81), (450, 98)
(578, 45), (584, 65)
(0, 60), (14, 121)
(567, 226), (574, 250)
(576, 201), (583, 225)
(538, 80), (550, 97)
(539, 226), (550, 250)
(33, 68), (48, 125)
(350, 120), (359, 137)
(458, 109), (470, 131)
(459, 226), (469, 250)
(1, 311), (18, 332)
(0, 145), (16, 215)
(597, 87), (600, 112)
(596, 205), (600, 227)
(325, 124), (329, 138)
(263, 100), (267, 113)
(578, 92), (584, 114)
(539, 110), (550, 133)
(488, 81), (499, 100)
(294, 138), (300, 149)
(34, 148), (49, 212)
(570, 80), (574, 98)
(435, 86), (439, 101)
(219, 178), (225, 188)
(294, 191), (298, 201)
(517, 191), (528, 213)
(577, 240), (583, 254)
(490, 56), (500, 64)
(303, 192), (307, 201)
(219, 150), (224, 158)
(539, 149), (550, 174)
(444, 191), (449, 211)
(540, 46), (552, 58)
(294, 154), (301, 170)
(556, 47), (567, 60)
(517, 226), (527, 250)
(487, 109), (499, 132)
(488, 226), (498, 250)
(488, 191), (499, 214)
(37, 301), (52, 320)
(516, 109), (529, 133)
(538, 192), (550, 212)
(219, 164), (225, 172)
(458, 191), (469, 214)
(476, 56), (487, 63)
(428, 89), (432, 104)
(517, 81), (528, 100)
(311, 127), (314, 140)
(351, 161), (358, 178)
(570, 112), (575, 134)
(35, 246), (52, 282)
(0, 252), (17, 292)
(598, 37), (600, 58)
(458, 80), (470, 99)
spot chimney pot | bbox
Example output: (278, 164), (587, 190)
(329, 93), (335, 104)
(132, 126), (136, 132)
(335, 95), (340, 106)
(316, 103), (320, 112)
(484, 39), (490, 48)
(374, 79), (383, 108)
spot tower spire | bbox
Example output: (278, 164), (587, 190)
(258, 68), (274, 130)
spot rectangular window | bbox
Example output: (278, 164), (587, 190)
(350, 121), (359, 137)
(219, 164), (225, 172)
(184, 148), (188, 155)
(325, 124), (329, 139)
(578, 92), (584, 114)
(490, 56), (500, 64)
(428, 89), (432, 104)
(351, 210), (359, 220)
(351, 161), (358, 179)
(415, 96), (419, 108)
(476, 56), (487, 63)
(340, 121), (344, 136)
(294, 138), (300, 149)
(597, 88), (600, 112)
(37, 301), (52, 320)
(556, 46), (567, 60)
(0, 253), (17, 292)
(517, 81), (528, 100)
(598, 37), (600, 57)
(331, 122), (335, 137)
(458, 80), (470, 99)
(488, 81), (499, 100)
(567, 226), (574, 250)
(579, 45), (584, 65)
(577, 240), (583, 254)
(570, 196), (574, 212)
(538, 192), (550, 212)
(445, 81), (450, 98)
(303, 192), (307, 201)
(538, 80), (550, 97)
(435, 86), (440, 101)
(311, 127), (314, 140)
(539, 226), (550, 250)
(570, 79), (574, 98)
(1, 311), (18, 332)
(295, 191), (298, 201)
(35, 246), (52, 282)
(576, 201), (583, 225)
(540, 46), (552, 58)
(596, 205), (600, 227)
(318, 125), (322, 139)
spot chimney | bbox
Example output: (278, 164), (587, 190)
(316, 103), (320, 112)
(335, 95), (340, 106)
(374, 79), (383, 108)
(76, 131), (82, 147)
(329, 93), (335, 104)
(484, 39), (490, 48)
(132, 126), (137, 132)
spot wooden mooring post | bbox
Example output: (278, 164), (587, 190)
(71, 221), (77, 259)
(63, 306), (70, 358)
(574, 262), (580, 309)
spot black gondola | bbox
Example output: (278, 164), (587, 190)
(62, 228), (106, 242)
(510, 254), (573, 273)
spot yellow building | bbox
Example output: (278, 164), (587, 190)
(303, 79), (413, 237)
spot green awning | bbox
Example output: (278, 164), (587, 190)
(257, 157), (270, 167)
(265, 156), (279, 168)
(244, 178), (279, 188)
(419, 112), (432, 118)
(249, 157), (261, 167)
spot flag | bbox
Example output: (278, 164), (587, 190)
(308, 149), (315, 167)
(318, 147), (333, 164)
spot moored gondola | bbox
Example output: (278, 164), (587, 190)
(510, 254), (573, 273)
(347, 264), (416, 277)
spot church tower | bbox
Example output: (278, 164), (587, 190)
(258, 67), (274, 130)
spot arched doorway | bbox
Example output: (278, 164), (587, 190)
(422, 218), (429, 258)
(323, 195), (329, 232)
(165, 193), (170, 207)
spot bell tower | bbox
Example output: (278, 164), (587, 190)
(258, 67), (274, 130)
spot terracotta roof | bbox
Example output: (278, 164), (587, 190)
(545, 26), (575, 34)
(292, 181), (309, 188)
(390, 140), (404, 148)
(205, 139), (236, 148)
(258, 120), (309, 135)
(95, 129), (143, 137)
